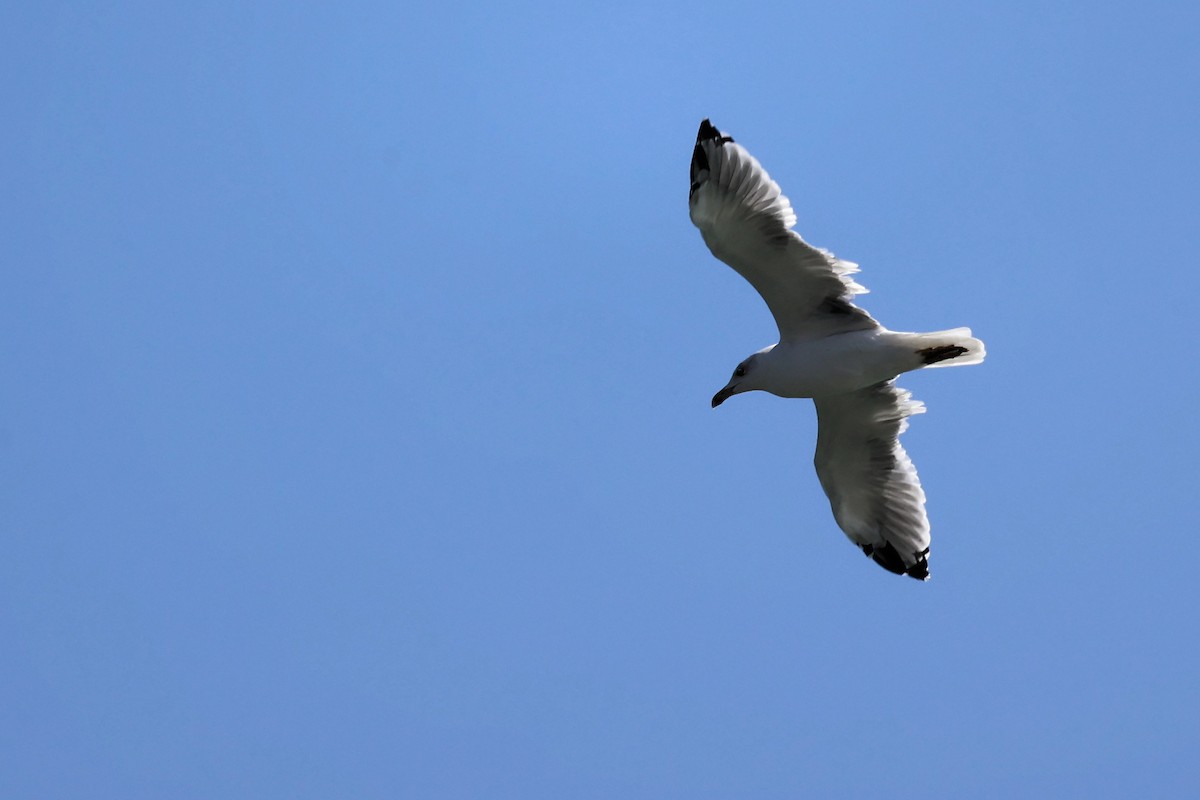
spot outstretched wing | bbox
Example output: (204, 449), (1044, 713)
(688, 119), (877, 341)
(813, 381), (932, 580)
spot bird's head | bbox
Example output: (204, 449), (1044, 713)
(712, 353), (761, 408)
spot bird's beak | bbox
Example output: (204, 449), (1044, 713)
(711, 383), (739, 408)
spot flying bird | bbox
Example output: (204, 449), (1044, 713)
(689, 119), (985, 580)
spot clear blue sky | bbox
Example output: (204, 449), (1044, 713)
(4, 1), (1198, 797)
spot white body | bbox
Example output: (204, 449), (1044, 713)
(749, 326), (984, 399)
(756, 330), (921, 398)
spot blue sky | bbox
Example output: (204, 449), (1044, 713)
(3, 1), (1198, 797)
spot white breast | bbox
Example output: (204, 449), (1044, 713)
(760, 330), (913, 398)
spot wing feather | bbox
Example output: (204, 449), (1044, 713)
(688, 119), (876, 340)
(813, 381), (932, 580)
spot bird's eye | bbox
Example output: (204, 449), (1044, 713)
(734, 365), (746, 378)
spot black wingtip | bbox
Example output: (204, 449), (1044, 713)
(691, 119), (734, 196)
(696, 118), (732, 144)
(862, 543), (931, 581)
(905, 553), (931, 582)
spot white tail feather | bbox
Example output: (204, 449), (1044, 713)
(914, 327), (986, 368)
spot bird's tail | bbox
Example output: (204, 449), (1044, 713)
(911, 327), (986, 368)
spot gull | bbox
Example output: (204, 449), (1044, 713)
(689, 119), (985, 580)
